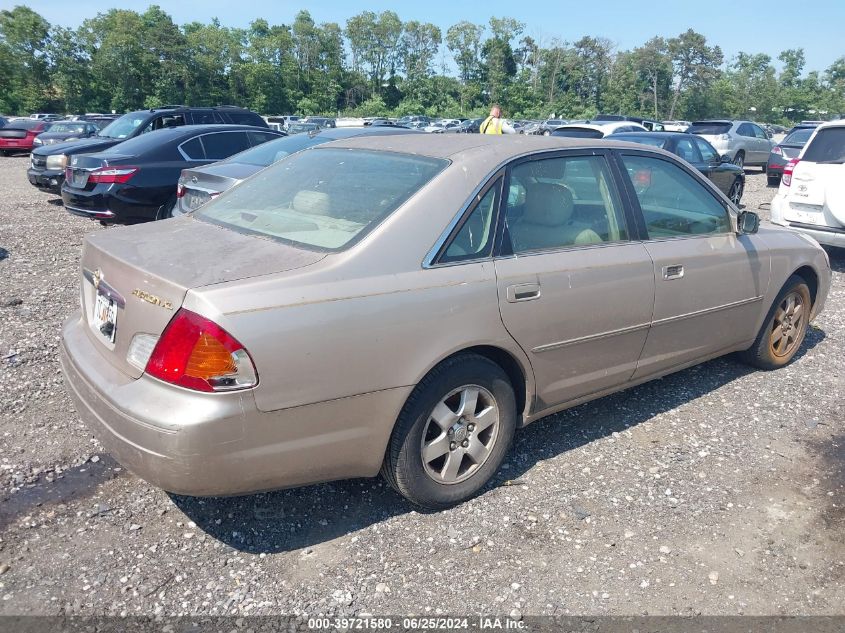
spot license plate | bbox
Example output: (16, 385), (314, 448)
(184, 190), (211, 211)
(789, 207), (823, 225)
(93, 292), (118, 343)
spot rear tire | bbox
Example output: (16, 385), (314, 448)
(738, 275), (811, 370)
(156, 195), (177, 220)
(381, 354), (517, 509)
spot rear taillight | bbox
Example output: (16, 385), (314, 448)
(144, 309), (258, 392)
(771, 146), (783, 156)
(176, 182), (185, 198)
(88, 165), (138, 185)
(782, 159), (800, 187)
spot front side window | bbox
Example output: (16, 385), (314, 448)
(621, 154), (730, 238)
(197, 148), (448, 251)
(505, 155), (628, 254)
(674, 137), (701, 163)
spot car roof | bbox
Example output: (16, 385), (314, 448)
(613, 131), (689, 139)
(691, 119), (734, 124)
(139, 124), (271, 140)
(316, 134), (667, 163)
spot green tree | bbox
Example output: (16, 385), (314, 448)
(0, 5), (52, 112)
(667, 29), (723, 119)
(345, 11), (402, 99)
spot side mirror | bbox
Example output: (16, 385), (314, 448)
(720, 154), (732, 163)
(737, 210), (760, 234)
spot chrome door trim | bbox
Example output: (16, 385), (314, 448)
(532, 322), (651, 354)
(651, 295), (764, 327)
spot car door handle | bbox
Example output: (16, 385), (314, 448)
(662, 264), (684, 280)
(506, 283), (541, 302)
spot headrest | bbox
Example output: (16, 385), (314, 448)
(292, 190), (330, 215)
(522, 183), (574, 226)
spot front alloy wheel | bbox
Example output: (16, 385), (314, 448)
(728, 179), (743, 205)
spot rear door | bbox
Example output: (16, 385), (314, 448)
(493, 151), (655, 410)
(199, 131), (251, 161)
(750, 123), (773, 163)
(615, 151), (769, 378)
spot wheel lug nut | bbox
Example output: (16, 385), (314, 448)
(450, 442), (457, 450)
(468, 423), (475, 431)
(461, 440), (469, 448)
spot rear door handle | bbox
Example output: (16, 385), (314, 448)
(662, 264), (684, 280)
(506, 283), (541, 302)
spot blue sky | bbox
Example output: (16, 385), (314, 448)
(22, 0), (844, 74)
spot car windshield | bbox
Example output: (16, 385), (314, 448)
(46, 123), (86, 134)
(688, 122), (731, 135)
(802, 127), (845, 164)
(97, 112), (147, 139)
(224, 133), (330, 167)
(197, 148), (448, 251)
(783, 129), (814, 145)
(551, 127), (604, 139)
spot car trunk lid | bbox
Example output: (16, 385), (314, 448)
(79, 218), (326, 378)
(178, 163), (259, 213)
(65, 153), (134, 189)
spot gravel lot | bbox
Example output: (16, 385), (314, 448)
(0, 152), (842, 618)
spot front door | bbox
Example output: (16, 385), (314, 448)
(494, 152), (655, 410)
(615, 152), (770, 378)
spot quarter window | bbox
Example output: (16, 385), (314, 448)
(440, 180), (500, 263)
(179, 137), (204, 160)
(621, 155), (730, 238)
(505, 155), (628, 253)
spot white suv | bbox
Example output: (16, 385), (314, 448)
(771, 120), (845, 248)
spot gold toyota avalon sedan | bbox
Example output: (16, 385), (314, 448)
(60, 135), (831, 509)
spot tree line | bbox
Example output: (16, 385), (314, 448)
(1, 4), (843, 123)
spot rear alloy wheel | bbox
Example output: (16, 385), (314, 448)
(738, 275), (811, 370)
(728, 179), (744, 205)
(382, 354), (516, 509)
(733, 151), (745, 169)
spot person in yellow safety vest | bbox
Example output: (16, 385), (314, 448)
(479, 105), (516, 135)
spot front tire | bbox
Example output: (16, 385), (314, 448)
(156, 195), (177, 220)
(381, 354), (517, 509)
(728, 178), (744, 205)
(733, 151), (745, 169)
(738, 275), (811, 370)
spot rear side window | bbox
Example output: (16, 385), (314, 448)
(621, 155), (730, 238)
(223, 111), (265, 126)
(802, 128), (845, 164)
(688, 122), (731, 135)
(197, 148), (448, 251)
(191, 110), (223, 125)
(201, 132), (251, 160)
(737, 123), (754, 137)
(505, 155), (628, 253)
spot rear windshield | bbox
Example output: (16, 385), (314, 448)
(613, 134), (666, 149)
(802, 128), (845, 163)
(7, 119), (45, 130)
(197, 148), (448, 251)
(688, 122), (731, 135)
(225, 134), (328, 167)
(551, 127), (604, 139)
(782, 129), (814, 145)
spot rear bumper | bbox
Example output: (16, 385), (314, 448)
(0, 140), (33, 152)
(60, 312), (410, 496)
(27, 168), (63, 192)
(61, 185), (159, 223)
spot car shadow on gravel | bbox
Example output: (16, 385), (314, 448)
(825, 247), (845, 273)
(172, 328), (826, 554)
